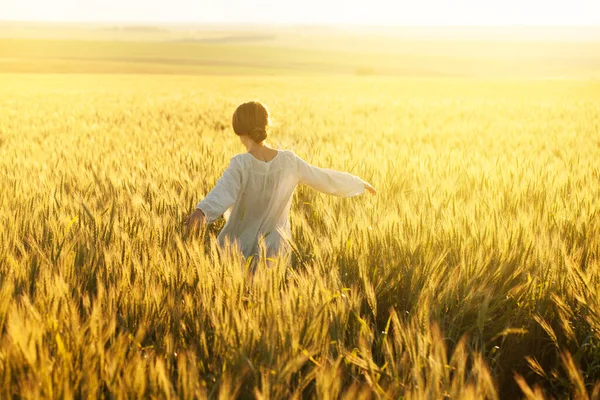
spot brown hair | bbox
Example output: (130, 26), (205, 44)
(232, 101), (270, 142)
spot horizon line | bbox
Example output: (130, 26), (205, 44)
(1, 20), (599, 28)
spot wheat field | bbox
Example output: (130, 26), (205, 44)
(0, 70), (599, 399)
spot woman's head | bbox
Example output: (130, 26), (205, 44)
(232, 101), (270, 143)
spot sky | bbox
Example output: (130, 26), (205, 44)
(1, 0), (599, 25)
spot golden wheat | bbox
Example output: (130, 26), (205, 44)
(0, 74), (598, 399)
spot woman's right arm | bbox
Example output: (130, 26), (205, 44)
(295, 153), (375, 197)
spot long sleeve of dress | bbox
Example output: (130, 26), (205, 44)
(196, 157), (242, 223)
(295, 154), (365, 197)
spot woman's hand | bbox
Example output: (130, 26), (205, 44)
(184, 208), (206, 229)
(364, 182), (377, 195)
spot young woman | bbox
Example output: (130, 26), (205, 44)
(185, 101), (376, 260)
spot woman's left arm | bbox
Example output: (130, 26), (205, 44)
(185, 157), (242, 227)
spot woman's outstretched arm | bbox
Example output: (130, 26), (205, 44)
(295, 153), (376, 197)
(185, 156), (242, 228)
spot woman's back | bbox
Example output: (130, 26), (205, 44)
(197, 150), (366, 258)
(222, 150), (298, 258)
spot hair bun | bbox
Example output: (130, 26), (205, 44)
(249, 127), (267, 142)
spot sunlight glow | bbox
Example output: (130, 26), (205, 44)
(1, 0), (599, 25)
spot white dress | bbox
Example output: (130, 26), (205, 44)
(196, 150), (365, 258)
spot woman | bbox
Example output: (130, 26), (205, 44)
(185, 101), (376, 260)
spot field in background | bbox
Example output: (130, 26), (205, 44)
(0, 24), (599, 399)
(1, 23), (600, 77)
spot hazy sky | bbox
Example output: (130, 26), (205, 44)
(2, 0), (599, 25)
